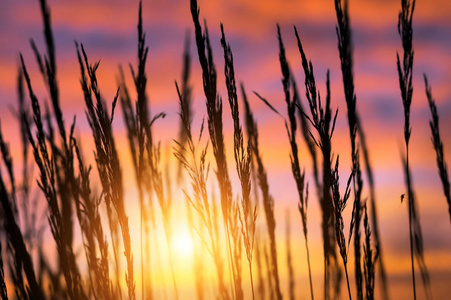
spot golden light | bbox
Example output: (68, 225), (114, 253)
(171, 229), (195, 259)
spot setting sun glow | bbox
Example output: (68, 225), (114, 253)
(171, 230), (195, 259)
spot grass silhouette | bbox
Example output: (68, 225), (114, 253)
(0, 0), (448, 299)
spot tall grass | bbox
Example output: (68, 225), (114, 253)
(0, 243), (7, 300)
(396, 0), (431, 299)
(174, 88), (229, 298)
(294, 26), (338, 300)
(424, 75), (451, 225)
(221, 24), (256, 300)
(334, 1), (364, 298)
(363, 203), (378, 300)
(22, 53), (87, 299)
(76, 42), (136, 299)
(0, 124), (44, 300)
(0, 0), (448, 299)
(118, 3), (151, 297)
(277, 26), (313, 300)
(331, 157), (353, 300)
(190, 1), (239, 297)
(245, 87), (282, 299)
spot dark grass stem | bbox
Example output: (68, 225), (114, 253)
(30, 2), (89, 298)
(119, 2), (162, 298)
(424, 75), (451, 225)
(0, 126), (44, 300)
(278, 26), (313, 300)
(221, 24), (254, 300)
(0, 1), (448, 299)
(74, 138), (113, 300)
(174, 84), (228, 299)
(363, 203), (378, 300)
(22, 56), (86, 299)
(177, 32), (193, 185)
(356, 117), (389, 300)
(331, 158), (353, 300)
(397, 1), (431, 299)
(243, 89), (282, 299)
(190, 0), (237, 298)
(77, 44), (135, 300)
(294, 26), (338, 300)
(0, 243), (7, 300)
(130, 5), (147, 297)
(334, 1), (365, 298)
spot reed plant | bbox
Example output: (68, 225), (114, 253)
(0, 243), (7, 300)
(424, 75), (451, 225)
(244, 86), (282, 299)
(174, 90), (228, 299)
(221, 24), (256, 300)
(396, 0), (431, 299)
(330, 157), (353, 300)
(21, 55), (86, 299)
(118, 3), (151, 297)
(277, 26), (313, 300)
(0, 0), (448, 299)
(0, 124), (44, 300)
(334, 0), (364, 298)
(363, 203), (378, 300)
(190, 1), (239, 298)
(253, 234), (265, 300)
(294, 26), (339, 300)
(76, 43), (135, 300)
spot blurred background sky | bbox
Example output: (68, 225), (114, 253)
(0, 0), (451, 299)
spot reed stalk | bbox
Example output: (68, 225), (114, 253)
(396, 1), (431, 299)
(76, 43), (135, 300)
(424, 75), (451, 225)
(278, 26), (313, 300)
(294, 26), (338, 300)
(334, 1), (364, 298)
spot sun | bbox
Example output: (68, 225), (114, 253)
(171, 229), (195, 258)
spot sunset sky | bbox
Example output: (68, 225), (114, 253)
(0, 0), (450, 299)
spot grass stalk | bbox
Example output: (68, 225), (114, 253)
(190, 1), (237, 298)
(73, 137), (112, 299)
(330, 157), (353, 300)
(0, 1), (449, 299)
(334, 1), (364, 298)
(22, 55), (86, 299)
(177, 32), (193, 185)
(174, 82), (229, 299)
(285, 210), (295, 300)
(363, 203), (378, 300)
(356, 119), (389, 300)
(221, 24), (254, 300)
(424, 75), (451, 225)
(277, 25), (313, 300)
(253, 234), (265, 300)
(246, 91), (282, 299)
(396, 1), (431, 299)
(76, 43), (135, 300)
(294, 26), (338, 300)
(0, 125), (44, 300)
(0, 243), (7, 300)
